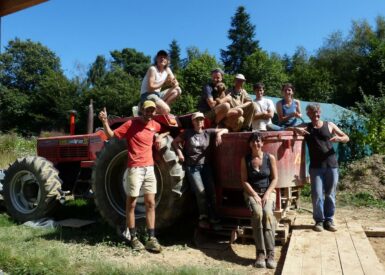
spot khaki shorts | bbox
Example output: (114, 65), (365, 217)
(124, 166), (157, 197)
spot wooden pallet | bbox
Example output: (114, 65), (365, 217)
(282, 218), (385, 275)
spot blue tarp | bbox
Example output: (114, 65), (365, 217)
(250, 95), (354, 124)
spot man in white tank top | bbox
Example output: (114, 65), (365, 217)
(140, 50), (181, 114)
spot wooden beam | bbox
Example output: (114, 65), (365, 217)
(364, 226), (385, 237)
(347, 222), (385, 275)
(0, 0), (48, 17)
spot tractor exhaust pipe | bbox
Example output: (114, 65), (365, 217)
(87, 99), (94, 134)
(68, 110), (77, 135)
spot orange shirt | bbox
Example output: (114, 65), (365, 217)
(113, 118), (162, 167)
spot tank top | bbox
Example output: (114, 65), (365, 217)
(140, 66), (168, 94)
(245, 153), (271, 193)
(280, 99), (297, 127)
(305, 121), (338, 168)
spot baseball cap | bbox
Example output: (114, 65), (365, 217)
(142, 100), (156, 110)
(235, 73), (246, 81)
(156, 50), (168, 57)
(191, 112), (205, 121)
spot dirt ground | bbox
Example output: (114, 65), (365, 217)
(60, 204), (385, 275)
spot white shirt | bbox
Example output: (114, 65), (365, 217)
(140, 66), (168, 95)
(252, 97), (275, 131)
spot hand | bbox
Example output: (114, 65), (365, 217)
(295, 112), (302, 118)
(295, 128), (310, 135)
(253, 194), (262, 206)
(261, 193), (269, 207)
(329, 136), (340, 143)
(99, 107), (108, 123)
(215, 135), (222, 146)
(177, 152), (185, 163)
(154, 137), (162, 151)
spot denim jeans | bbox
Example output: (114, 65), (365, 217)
(185, 164), (217, 220)
(245, 192), (276, 252)
(309, 168), (339, 223)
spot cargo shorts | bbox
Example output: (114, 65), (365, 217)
(124, 166), (157, 197)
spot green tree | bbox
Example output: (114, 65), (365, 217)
(0, 38), (61, 92)
(168, 40), (181, 73)
(0, 39), (77, 134)
(79, 66), (141, 130)
(221, 6), (259, 74)
(110, 48), (150, 78)
(175, 52), (221, 114)
(243, 50), (288, 97)
(287, 47), (334, 102)
(87, 55), (108, 86)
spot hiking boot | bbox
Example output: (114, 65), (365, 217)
(314, 222), (324, 232)
(130, 237), (145, 251)
(145, 237), (162, 253)
(255, 251), (266, 268)
(266, 250), (277, 269)
(198, 217), (210, 229)
(324, 221), (337, 232)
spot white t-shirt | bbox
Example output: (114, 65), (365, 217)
(252, 97), (275, 131)
(140, 66), (168, 95)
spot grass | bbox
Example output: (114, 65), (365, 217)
(0, 132), (36, 168)
(0, 200), (230, 275)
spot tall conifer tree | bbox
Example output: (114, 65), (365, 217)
(221, 6), (259, 74)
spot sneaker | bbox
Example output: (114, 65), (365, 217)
(130, 237), (145, 251)
(145, 237), (162, 253)
(314, 222), (324, 232)
(324, 221), (337, 232)
(266, 250), (276, 269)
(255, 251), (266, 268)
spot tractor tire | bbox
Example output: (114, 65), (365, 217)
(92, 135), (185, 230)
(3, 156), (62, 222)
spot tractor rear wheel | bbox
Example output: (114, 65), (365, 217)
(92, 135), (185, 230)
(3, 156), (62, 222)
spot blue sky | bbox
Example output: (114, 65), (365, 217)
(2, 0), (385, 78)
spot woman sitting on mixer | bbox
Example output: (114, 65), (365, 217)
(240, 132), (278, 269)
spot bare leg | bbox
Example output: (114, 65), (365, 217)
(214, 102), (230, 124)
(226, 107), (243, 118)
(126, 196), (137, 228)
(162, 87), (181, 105)
(144, 193), (156, 229)
(155, 99), (171, 114)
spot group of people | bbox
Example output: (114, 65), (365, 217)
(98, 49), (349, 270)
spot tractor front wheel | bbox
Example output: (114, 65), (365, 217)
(3, 157), (62, 222)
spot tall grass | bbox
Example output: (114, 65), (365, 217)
(0, 132), (36, 168)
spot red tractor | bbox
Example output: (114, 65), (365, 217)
(1, 109), (306, 240)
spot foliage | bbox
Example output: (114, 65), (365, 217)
(168, 40), (182, 73)
(79, 66), (141, 130)
(0, 39), (77, 135)
(110, 48), (150, 78)
(243, 50), (288, 97)
(351, 92), (385, 155)
(286, 47), (334, 102)
(0, 133), (36, 167)
(87, 55), (108, 86)
(221, 6), (259, 74)
(176, 53), (221, 114)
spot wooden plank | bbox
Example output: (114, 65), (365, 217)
(364, 226), (385, 237)
(347, 222), (385, 275)
(281, 229), (304, 275)
(300, 229), (322, 275)
(335, 221), (364, 275)
(319, 230), (342, 275)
